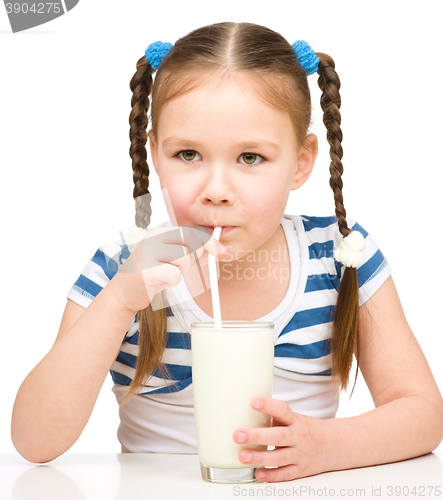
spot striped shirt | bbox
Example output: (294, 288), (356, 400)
(67, 214), (392, 453)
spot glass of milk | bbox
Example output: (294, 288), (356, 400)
(191, 320), (274, 483)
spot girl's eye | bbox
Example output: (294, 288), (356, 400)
(177, 150), (201, 162)
(239, 153), (264, 165)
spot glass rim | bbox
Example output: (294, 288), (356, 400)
(191, 321), (274, 329)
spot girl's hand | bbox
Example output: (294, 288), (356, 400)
(233, 396), (329, 483)
(111, 226), (225, 313)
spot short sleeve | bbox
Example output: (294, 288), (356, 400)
(334, 217), (393, 306)
(66, 241), (131, 309)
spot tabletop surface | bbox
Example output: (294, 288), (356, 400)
(0, 452), (442, 499)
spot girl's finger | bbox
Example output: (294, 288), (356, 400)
(251, 396), (296, 426)
(136, 227), (212, 267)
(255, 464), (301, 483)
(239, 446), (294, 468)
(202, 235), (227, 256)
(181, 226), (211, 254)
(234, 425), (292, 447)
(182, 226), (226, 257)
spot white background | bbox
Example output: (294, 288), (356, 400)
(1, 0), (442, 457)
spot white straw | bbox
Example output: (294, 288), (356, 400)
(208, 227), (222, 329)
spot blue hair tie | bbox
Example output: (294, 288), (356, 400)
(291, 40), (319, 76)
(145, 39), (318, 74)
(145, 41), (173, 69)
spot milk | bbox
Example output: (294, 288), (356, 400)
(191, 322), (274, 469)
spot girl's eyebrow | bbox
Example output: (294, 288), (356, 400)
(162, 136), (281, 152)
(162, 137), (202, 149)
(236, 140), (281, 152)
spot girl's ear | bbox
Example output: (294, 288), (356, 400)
(148, 130), (159, 175)
(291, 134), (318, 190)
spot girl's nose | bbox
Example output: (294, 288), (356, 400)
(200, 165), (235, 205)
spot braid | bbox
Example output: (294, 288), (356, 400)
(316, 53), (350, 239)
(123, 55), (169, 405)
(129, 56), (154, 229)
(316, 53), (360, 392)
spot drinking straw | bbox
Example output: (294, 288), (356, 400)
(208, 227), (222, 329)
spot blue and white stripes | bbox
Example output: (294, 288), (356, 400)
(110, 314), (194, 395)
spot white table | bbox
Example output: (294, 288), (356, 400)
(1, 452), (442, 499)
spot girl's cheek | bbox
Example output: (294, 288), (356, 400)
(169, 184), (189, 201)
(163, 191), (190, 220)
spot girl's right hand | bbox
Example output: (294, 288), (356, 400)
(111, 226), (225, 313)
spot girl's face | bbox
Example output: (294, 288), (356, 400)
(149, 73), (317, 264)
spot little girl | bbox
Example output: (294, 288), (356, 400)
(11, 22), (443, 482)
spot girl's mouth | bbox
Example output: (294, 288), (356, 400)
(203, 226), (236, 236)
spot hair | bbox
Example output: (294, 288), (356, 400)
(124, 22), (360, 403)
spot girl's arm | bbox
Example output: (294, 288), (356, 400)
(233, 276), (443, 482)
(11, 279), (136, 464)
(11, 227), (225, 462)
(323, 275), (443, 471)
(11, 227), (223, 464)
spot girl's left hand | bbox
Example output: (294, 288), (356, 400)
(233, 396), (330, 483)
